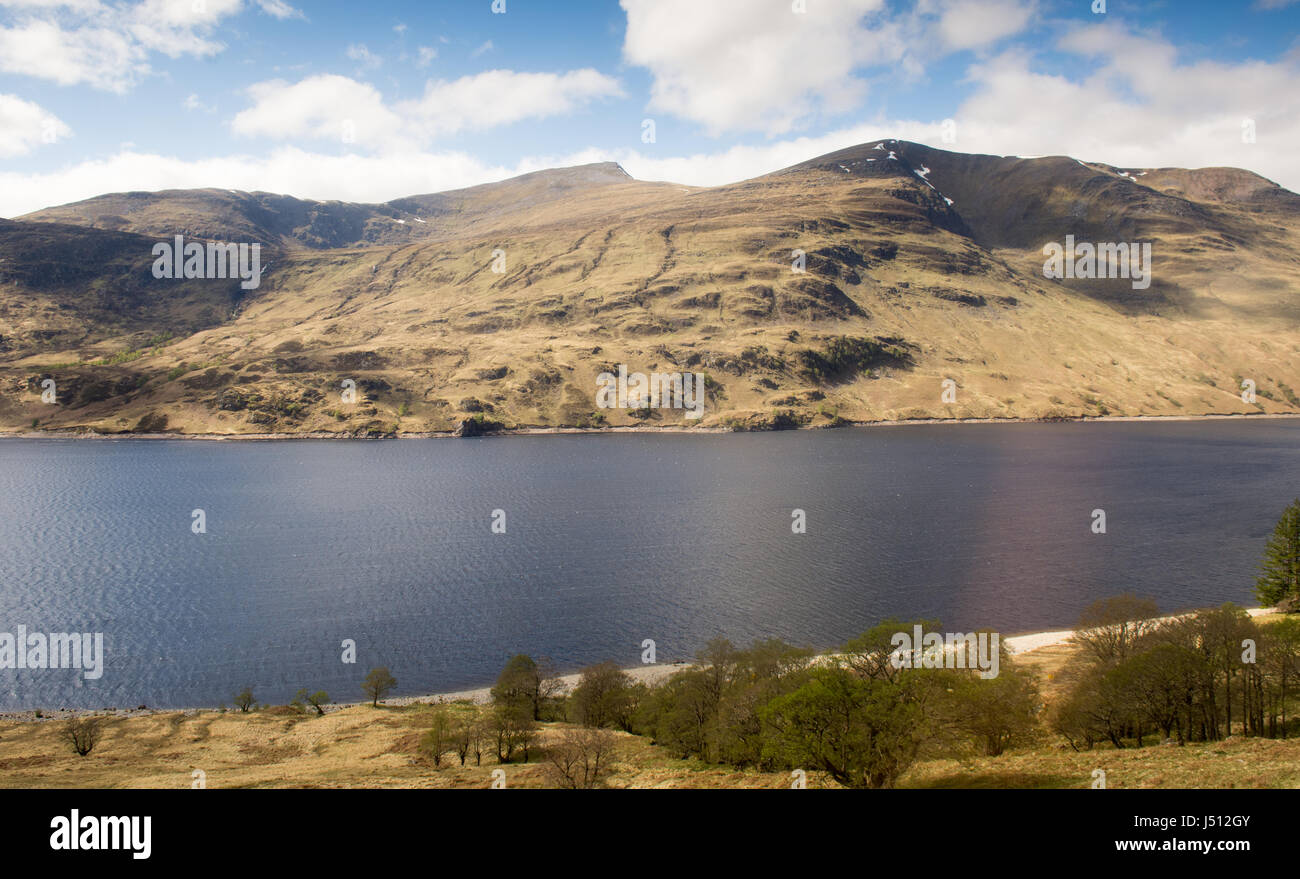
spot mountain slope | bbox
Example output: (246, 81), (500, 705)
(2, 142), (1298, 436)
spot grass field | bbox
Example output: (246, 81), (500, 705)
(3, 634), (1297, 789)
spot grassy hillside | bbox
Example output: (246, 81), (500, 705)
(4, 629), (1299, 789)
(3, 142), (1299, 435)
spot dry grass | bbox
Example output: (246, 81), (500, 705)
(5, 636), (1300, 789)
(4, 145), (1299, 435)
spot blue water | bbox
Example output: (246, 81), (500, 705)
(0, 419), (1297, 711)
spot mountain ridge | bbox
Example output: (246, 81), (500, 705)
(3, 140), (1298, 436)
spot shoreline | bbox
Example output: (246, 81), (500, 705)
(2, 607), (1275, 723)
(3, 411), (1298, 442)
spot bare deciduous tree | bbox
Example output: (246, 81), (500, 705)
(545, 727), (619, 789)
(64, 716), (102, 757)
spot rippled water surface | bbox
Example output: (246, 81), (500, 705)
(1, 420), (1297, 710)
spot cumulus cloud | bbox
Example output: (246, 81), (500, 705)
(0, 92), (71, 157)
(231, 75), (405, 147)
(619, 0), (1043, 137)
(945, 24), (1300, 186)
(230, 69), (624, 147)
(0, 0), (247, 91)
(621, 0), (904, 137)
(925, 0), (1037, 51)
(400, 69), (623, 138)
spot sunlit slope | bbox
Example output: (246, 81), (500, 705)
(2, 142), (1298, 435)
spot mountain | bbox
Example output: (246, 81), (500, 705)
(2, 141), (1298, 436)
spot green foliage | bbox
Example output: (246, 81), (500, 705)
(92, 348), (143, 366)
(422, 706), (453, 767)
(233, 687), (255, 713)
(1257, 499), (1300, 606)
(761, 667), (925, 789)
(796, 336), (912, 384)
(1055, 600), (1300, 747)
(292, 688), (330, 716)
(570, 662), (640, 731)
(491, 654), (562, 721)
(458, 413), (506, 436)
(490, 702), (538, 763)
(361, 667), (396, 706)
(944, 659), (1041, 756)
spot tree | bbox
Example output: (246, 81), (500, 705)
(491, 703), (538, 763)
(637, 667), (716, 759)
(1074, 594), (1161, 666)
(1051, 663), (1136, 750)
(1259, 617), (1300, 737)
(710, 639), (812, 768)
(546, 727), (619, 789)
(233, 687), (255, 713)
(570, 662), (637, 730)
(362, 667), (397, 707)
(468, 718), (485, 766)
(1256, 499), (1300, 607)
(305, 690), (330, 716)
(453, 716), (474, 766)
(292, 688), (330, 716)
(761, 666), (926, 789)
(945, 660), (1041, 756)
(843, 618), (942, 683)
(1106, 642), (1202, 745)
(64, 717), (102, 756)
(491, 654), (563, 721)
(422, 707), (453, 768)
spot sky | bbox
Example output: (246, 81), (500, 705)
(0, 0), (1298, 217)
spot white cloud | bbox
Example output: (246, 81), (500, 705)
(0, 92), (71, 157)
(621, 0), (906, 136)
(942, 25), (1300, 187)
(182, 92), (214, 112)
(400, 69), (623, 138)
(230, 75), (405, 147)
(620, 0), (1042, 136)
(470, 39), (493, 58)
(416, 46), (436, 67)
(0, 147), (522, 216)
(0, 0), (245, 91)
(5, 19), (1300, 220)
(255, 0), (304, 20)
(346, 42), (382, 70)
(231, 70), (623, 146)
(126, 0), (241, 56)
(926, 0), (1036, 51)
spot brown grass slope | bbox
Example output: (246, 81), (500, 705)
(3, 142), (1298, 436)
(3, 639), (1299, 789)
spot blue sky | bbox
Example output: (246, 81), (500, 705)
(1, 0), (1298, 216)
